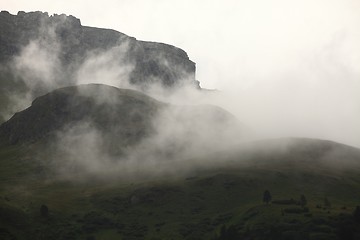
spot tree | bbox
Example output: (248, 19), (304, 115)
(300, 194), (307, 207)
(40, 204), (49, 218)
(354, 206), (360, 222)
(263, 190), (272, 204)
(324, 197), (331, 208)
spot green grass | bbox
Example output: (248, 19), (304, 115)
(0, 142), (360, 239)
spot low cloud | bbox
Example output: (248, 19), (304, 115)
(2, 7), (360, 181)
(44, 93), (246, 180)
(75, 41), (135, 88)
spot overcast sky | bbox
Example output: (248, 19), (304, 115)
(2, 0), (359, 88)
(2, 0), (360, 147)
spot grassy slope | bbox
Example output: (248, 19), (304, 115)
(1, 140), (360, 240)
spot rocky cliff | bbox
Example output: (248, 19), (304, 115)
(0, 10), (199, 122)
(0, 10), (197, 87)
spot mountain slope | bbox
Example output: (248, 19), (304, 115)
(222, 137), (360, 170)
(0, 84), (241, 161)
(0, 84), (163, 146)
(0, 136), (360, 240)
(0, 86), (359, 239)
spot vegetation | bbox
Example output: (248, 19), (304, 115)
(263, 190), (272, 204)
(354, 206), (360, 222)
(300, 194), (307, 207)
(40, 204), (49, 218)
(1, 140), (360, 239)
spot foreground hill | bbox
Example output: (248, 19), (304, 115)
(0, 137), (360, 239)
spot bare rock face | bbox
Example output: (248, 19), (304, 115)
(0, 10), (197, 88)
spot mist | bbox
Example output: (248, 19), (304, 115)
(42, 87), (245, 180)
(3, 1), (360, 148)
(1, 1), (360, 179)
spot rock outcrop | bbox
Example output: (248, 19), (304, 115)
(0, 10), (198, 88)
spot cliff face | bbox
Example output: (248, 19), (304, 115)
(0, 11), (199, 122)
(0, 10), (197, 88)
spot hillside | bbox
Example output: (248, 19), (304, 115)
(0, 84), (162, 146)
(0, 84), (359, 240)
(0, 85), (359, 239)
(0, 84), (241, 160)
(0, 136), (360, 240)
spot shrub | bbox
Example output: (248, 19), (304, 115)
(263, 190), (272, 204)
(40, 204), (48, 218)
(353, 206), (360, 222)
(300, 194), (307, 207)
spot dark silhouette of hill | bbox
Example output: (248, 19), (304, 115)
(0, 84), (162, 146)
(0, 84), (240, 158)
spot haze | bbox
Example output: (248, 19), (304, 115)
(2, 0), (360, 147)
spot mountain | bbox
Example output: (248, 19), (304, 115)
(0, 85), (359, 239)
(0, 84), (240, 159)
(0, 10), (199, 122)
(0, 84), (162, 145)
(0, 10), (197, 87)
(1, 9), (360, 240)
